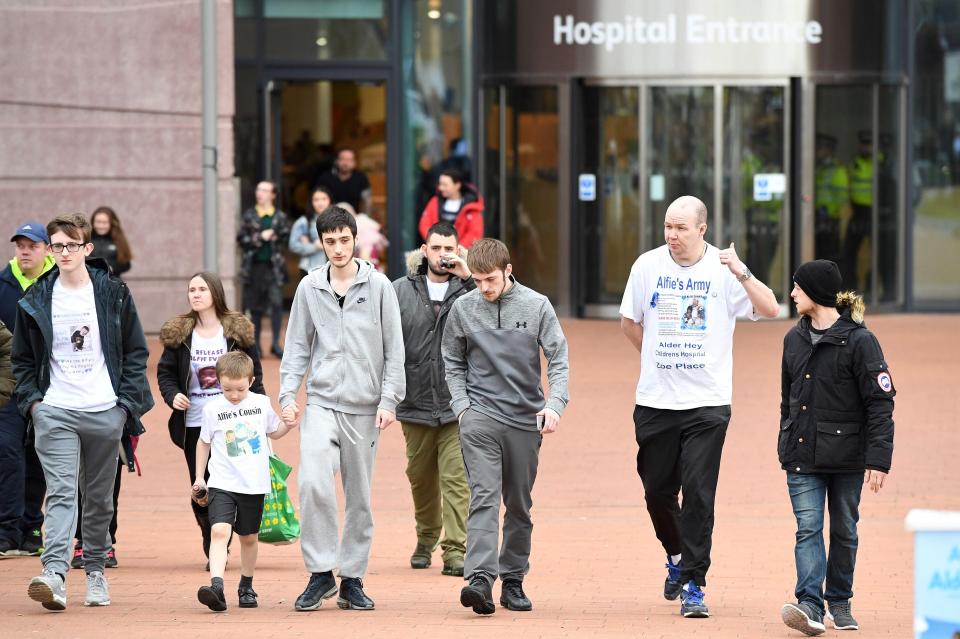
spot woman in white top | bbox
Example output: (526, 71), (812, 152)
(157, 272), (264, 566)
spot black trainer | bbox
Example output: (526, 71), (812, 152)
(197, 584), (227, 612)
(238, 585), (258, 608)
(337, 577), (374, 610)
(460, 576), (495, 615)
(294, 572), (338, 611)
(500, 579), (533, 611)
(20, 529), (43, 556)
(781, 601), (826, 636)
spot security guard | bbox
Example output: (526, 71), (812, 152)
(841, 130), (874, 291)
(813, 134), (849, 265)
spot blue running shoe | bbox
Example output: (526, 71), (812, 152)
(664, 556), (683, 600)
(679, 581), (709, 618)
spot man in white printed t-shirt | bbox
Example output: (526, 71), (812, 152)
(12, 214), (153, 612)
(619, 195), (779, 619)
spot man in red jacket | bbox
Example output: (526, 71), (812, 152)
(418, 169), (484, 249)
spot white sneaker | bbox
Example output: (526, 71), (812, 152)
(85, 571), (111, 606)
(28, 569), (67, 611)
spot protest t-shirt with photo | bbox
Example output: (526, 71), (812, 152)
(185, 327), (228, 427)
(43, 279), (117, 412)
(619, 244), (759, 409)
(199, 392), (280, 494)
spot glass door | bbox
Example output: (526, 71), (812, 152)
(262, 76), (389, 297)
(581, 86), (640, 306)
(644, 87), (715, 250)
(814, 84), (902, 304)
(721, 86), (788, 299)
(578, 81), (791, 316)
(484, 85), (562, 303)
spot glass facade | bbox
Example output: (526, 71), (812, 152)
(912, 0), (960, 306)
(228, 0), (960, 312)
(400, 0), (473, 250)
(233, 0), (473, 279)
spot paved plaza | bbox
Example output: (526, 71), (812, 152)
(1, 315), (955, 638)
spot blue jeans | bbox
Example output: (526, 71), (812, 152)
(787, 472), (863, 612)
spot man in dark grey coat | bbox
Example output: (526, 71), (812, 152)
(392, 222), (473, 577)
(442, 238), (569, 616)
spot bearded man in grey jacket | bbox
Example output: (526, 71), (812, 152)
(279, 207), (405, 613)
(442, 238), (570, 616)
(393, 222), (473, 577)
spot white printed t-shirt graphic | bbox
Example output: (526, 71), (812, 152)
(44, 280), (117, 412)
(185, 326), (228, 427)
(200, 393), (279, 494)
(620, 244), (759, 409)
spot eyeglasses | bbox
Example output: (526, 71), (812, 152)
(50, 242), (87, 254)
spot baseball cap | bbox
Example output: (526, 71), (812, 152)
(10, 222), (49, 244)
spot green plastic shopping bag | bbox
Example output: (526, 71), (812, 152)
(259, 454), (301, 544)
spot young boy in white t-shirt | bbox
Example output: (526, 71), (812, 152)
(193, 351), (297, 612)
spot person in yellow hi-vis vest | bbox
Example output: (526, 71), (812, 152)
(841, 130), (874, 290)
(814, 134), (850, 265)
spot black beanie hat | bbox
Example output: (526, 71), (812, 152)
(793, 260), (842, 307)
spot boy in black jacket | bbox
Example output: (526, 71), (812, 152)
(779, 260), (895, 636)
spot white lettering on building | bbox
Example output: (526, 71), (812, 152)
(553, 14), (823, 50)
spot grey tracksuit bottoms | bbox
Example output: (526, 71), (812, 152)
(32, 403), (125, 575)
(298, 404), (379, 578)
(459, 408), (541, 584)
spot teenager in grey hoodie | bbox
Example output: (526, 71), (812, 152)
(278, 207), (405, 613)
(441, 238), (569, 616)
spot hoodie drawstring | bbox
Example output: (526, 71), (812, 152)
(497, 298), (501, 329)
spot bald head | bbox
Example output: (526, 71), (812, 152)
(663, 195), (708, 264)
(666, 195), (708, 226)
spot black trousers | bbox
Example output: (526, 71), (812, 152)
(634, 404), (730, 587)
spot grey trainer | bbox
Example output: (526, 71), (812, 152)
(781, 601), (826, 636)
(28, 569), (67, 611)
(85, 571), (112, 607)
(827, 601), (860, 630)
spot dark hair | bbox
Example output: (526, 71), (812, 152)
(90, 206), (133, 265)
(310, 185), (334, 217)
(440, 167), (464, 186)
(316, 206), (357, 238)
(47, 213), (91, 244)
(426, 222), (458, 244)
(179, 271), (248, 329)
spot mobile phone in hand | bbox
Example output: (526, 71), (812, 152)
(536, 414), (544, 431)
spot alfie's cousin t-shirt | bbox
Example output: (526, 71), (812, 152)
(200, 393), (280, 494)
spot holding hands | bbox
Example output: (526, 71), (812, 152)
(281, 403), (300, 427)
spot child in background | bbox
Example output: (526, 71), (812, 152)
(193, 351), (297, 612)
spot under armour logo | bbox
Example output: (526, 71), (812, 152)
(356, 297), (367, 304)
(516, 322), (527, 328)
